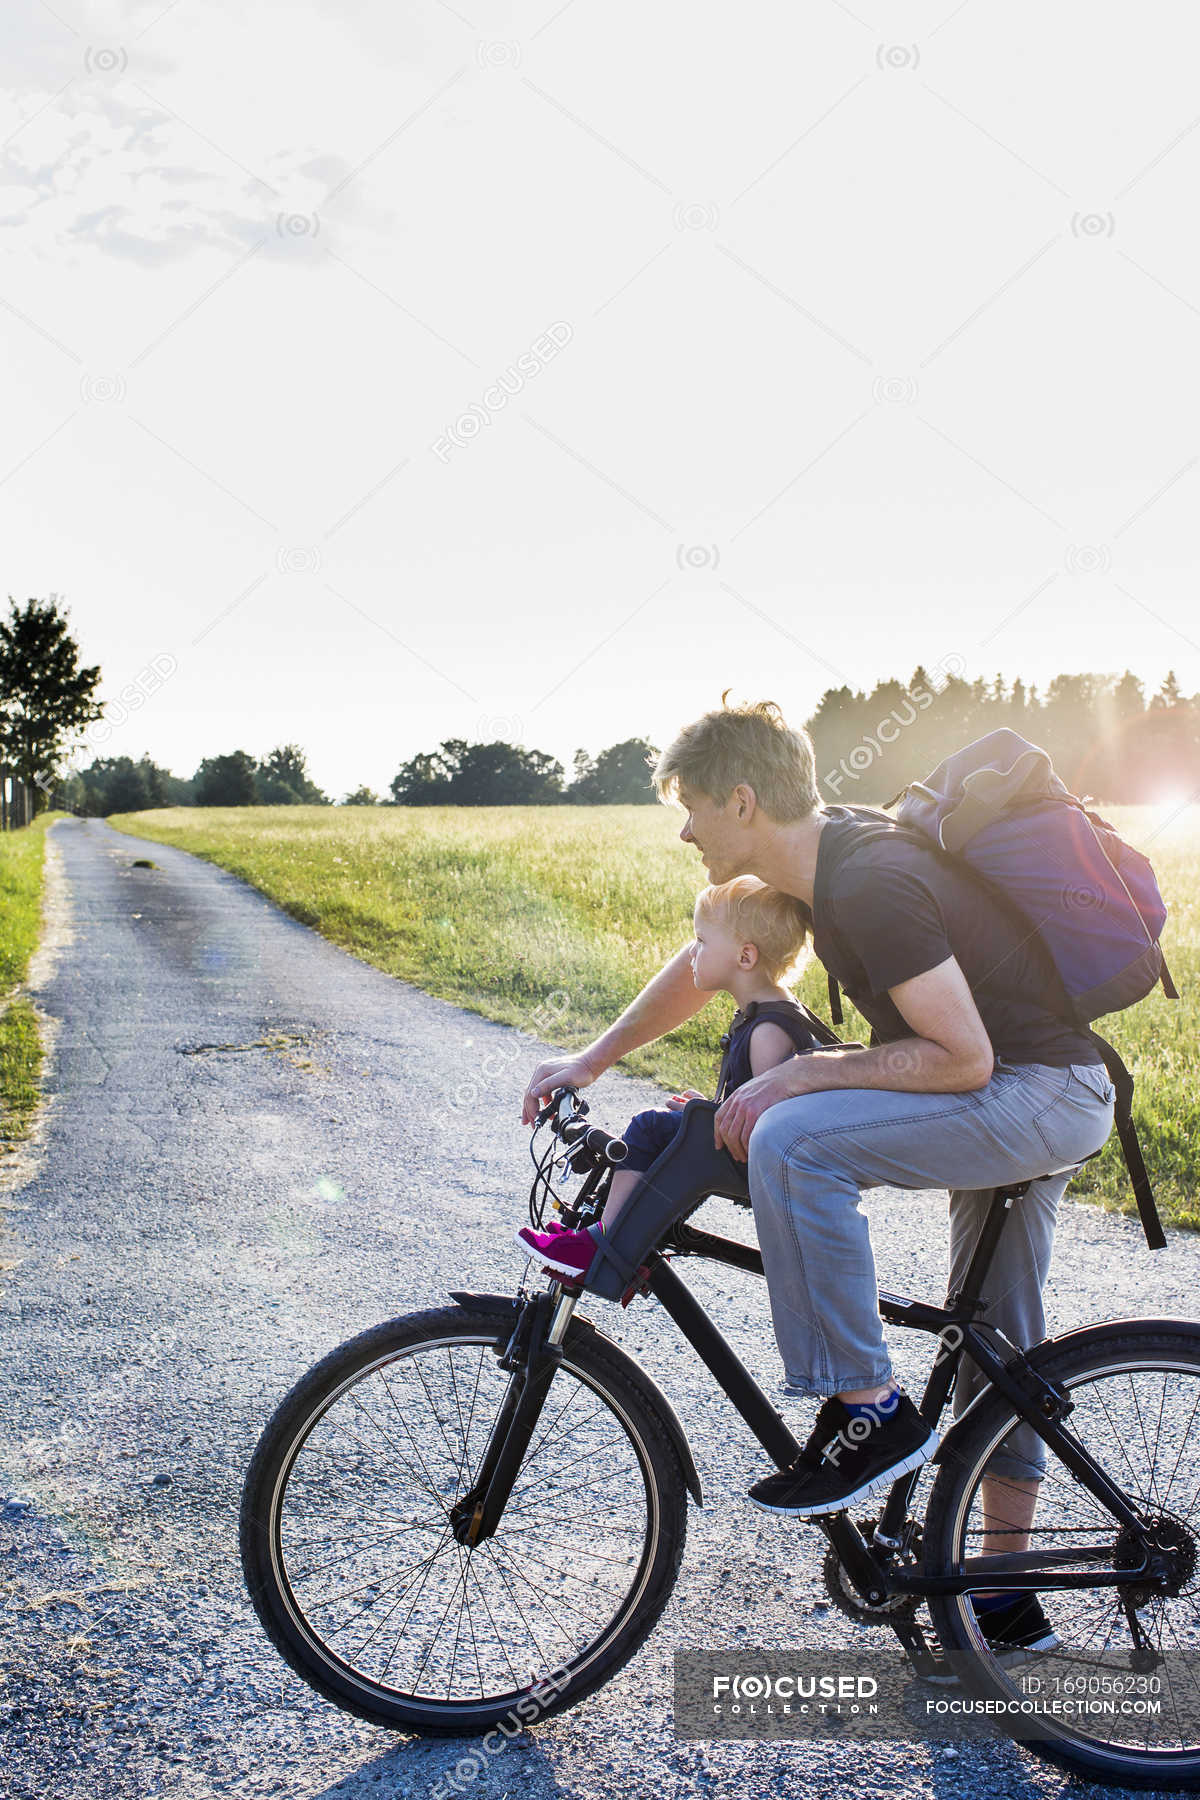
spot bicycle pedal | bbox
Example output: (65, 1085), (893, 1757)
(892, 1618), (942, 1681)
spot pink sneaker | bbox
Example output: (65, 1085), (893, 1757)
(514, 1222), (600, 1281)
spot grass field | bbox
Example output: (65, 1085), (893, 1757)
(111, 801), (1199, 1230)
(0, 814), (56, 1154)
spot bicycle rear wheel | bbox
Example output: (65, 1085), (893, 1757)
(240, 1300), (689, 1734)
(923, 1324), (1200, 1788)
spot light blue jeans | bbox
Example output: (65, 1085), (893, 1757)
(746, 1057), (1118, 1480)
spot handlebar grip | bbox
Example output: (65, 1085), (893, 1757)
(584, 1127), (628, 1165)
(560, 1119), (628, 1165)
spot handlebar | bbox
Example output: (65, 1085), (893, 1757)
(536, 1086), (628, 1167)
(562, 1120), (629, 1165)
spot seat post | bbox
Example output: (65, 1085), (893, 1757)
(946, 1183), (1028, 1312)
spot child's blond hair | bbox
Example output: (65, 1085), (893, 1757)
(695, 875), (811, 984)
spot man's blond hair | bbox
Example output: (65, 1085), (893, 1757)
(653, 695), (820, 822)
(696, 875), (811, 985)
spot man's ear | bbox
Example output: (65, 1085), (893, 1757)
(732, 782), (757, 822)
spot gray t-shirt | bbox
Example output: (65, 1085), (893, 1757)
(802, 806), (1102, 1068)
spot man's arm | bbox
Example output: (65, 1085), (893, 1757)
(713, 955), (994, 1157)
(521, 941), (716, 1124)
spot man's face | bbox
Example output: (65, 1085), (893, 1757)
(677, 782), (753, 884)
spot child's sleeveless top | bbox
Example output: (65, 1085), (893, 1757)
(713, 998), (835, 1103)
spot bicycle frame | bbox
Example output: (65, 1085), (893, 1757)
(456, 1177), (1170, 1675)
(648, 1189), (1164, 1608)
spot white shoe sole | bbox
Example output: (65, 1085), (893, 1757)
(924, 1627), (1061, 1684)
(749, 1428), (941, 1518)
(513, 1226), (590, 1281)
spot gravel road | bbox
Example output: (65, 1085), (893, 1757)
(1, 815), (1196, 1800)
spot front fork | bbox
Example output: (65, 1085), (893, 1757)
(449, 1284), (578, 1547)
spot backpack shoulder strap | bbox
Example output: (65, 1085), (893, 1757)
(748, 999), (840, 1054)
(1085, 1029), (1167, 1251)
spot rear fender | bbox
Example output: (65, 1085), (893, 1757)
(933, 1313), (1200, 1465)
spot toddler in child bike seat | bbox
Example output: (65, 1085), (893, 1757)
(515, 876), (820, 1283)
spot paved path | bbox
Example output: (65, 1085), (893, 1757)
(1, 816), (1196, 1799)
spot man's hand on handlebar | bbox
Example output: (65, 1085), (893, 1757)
(522, 1052), (603, 1126)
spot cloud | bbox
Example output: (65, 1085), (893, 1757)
(2, 78), (361, 264)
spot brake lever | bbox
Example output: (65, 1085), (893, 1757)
(549, 1087), (587, 1131)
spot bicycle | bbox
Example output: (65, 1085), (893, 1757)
(240, 1083), (1200, 1787)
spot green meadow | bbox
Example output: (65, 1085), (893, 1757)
(0, 815), (57, 1152)
(111, 801), (1199, 1230)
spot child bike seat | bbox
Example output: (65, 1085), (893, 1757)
(583, 1099), (750, 1302)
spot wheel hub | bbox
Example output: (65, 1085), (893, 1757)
(1115, 1511), (1198, 1604)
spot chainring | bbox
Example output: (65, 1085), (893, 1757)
(821, 1516), (922, 1625)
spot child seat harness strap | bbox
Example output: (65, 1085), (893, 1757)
(713, 1000), (839, 1106)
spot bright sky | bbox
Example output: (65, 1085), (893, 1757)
(3, 0), (1199, 799)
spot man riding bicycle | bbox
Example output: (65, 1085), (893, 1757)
(522, 695), (1117, 1662)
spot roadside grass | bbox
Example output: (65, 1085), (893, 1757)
(0, 814), (57, 1152)
(111, 801), (1199, 1231)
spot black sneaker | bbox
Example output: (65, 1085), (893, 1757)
(923, 1595), (1061, 1685)
(747, 1391), (939, 1518)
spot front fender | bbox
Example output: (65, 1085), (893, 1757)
(448, 1289), (704, 1505)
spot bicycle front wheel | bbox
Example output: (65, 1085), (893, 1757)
(923, 1324), (1200, 1789)
(239, 1301), (689, 1734)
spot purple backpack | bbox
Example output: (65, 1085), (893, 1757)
(889, 729), (1176, 1023)
(857, 728), (1178, 1249)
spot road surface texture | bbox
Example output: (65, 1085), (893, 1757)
(1, 815), (1195, 1800)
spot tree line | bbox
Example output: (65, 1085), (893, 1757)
(62, 666), (1200, 814)
(61, 736), (664, 813)
(5, 595), (1197, 814)
(809, 665), (1198, 807)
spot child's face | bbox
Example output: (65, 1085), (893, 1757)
(689, 909), (747, 990)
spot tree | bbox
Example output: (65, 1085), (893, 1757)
(570, 737), (660, 803)
(340, 785), (381, 806)
(255, 744), (328, 805)
(390, 739), (564, 805)
(391, 748), (455, 806)
(446, 740), (564, 805)
(0, 595), (102, 812)
(76, 753), (173, 815)
(194, 750), (258, 806)
(1152, 670), (1183, 711)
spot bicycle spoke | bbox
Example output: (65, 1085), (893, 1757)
(265, 1324), (663, 1711)
(1160, 1377), (1200, 1505)
(939, 1347), (1200, 1772)
(287, 1521), (444, 1582)
(356, 1524), (455, 1667)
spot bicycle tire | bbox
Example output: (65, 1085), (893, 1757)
(922, 1323), (1200, 1788)
(239, 1300), (689, 1734)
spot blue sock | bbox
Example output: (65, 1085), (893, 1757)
(842, 1389), (900, 1421)
(971, 1591), (1013, 1614)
